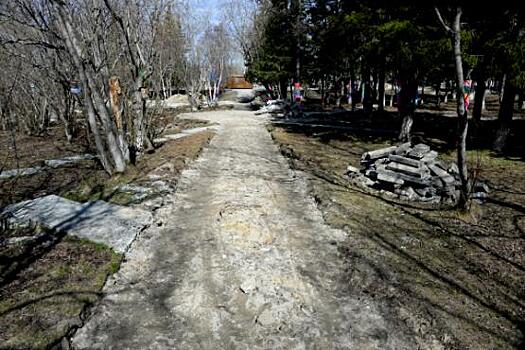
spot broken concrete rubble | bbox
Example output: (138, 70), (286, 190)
(347, 143), (489, 205)
(254, 100), (289, 115)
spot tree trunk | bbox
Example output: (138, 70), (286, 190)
(362, 65), (372, 114)
(473, 79), (486, 121)
(450, 7), (470, 209)
(279, 79), (287, 101)
(517, 89), (524, 110)
(350, 69), (356, 111)
(399, 114), (414, 142)
(378, 67), (386, 112)
(54, 3), (126, 173)
(397, 77), (418, 141)
(493, 79), (516, 152)
(132, 75), (147, 151)
(320, 77), (325, 108)
(499, 74), (506, 103)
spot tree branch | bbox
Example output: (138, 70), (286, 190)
(435, 7), (453, 34)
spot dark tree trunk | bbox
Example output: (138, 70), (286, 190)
(398, 77), (418, 141)
(350, 69), (356, 111)
(320, 77), (325, 108)
(493, 79), (516, 152)
(372, 70), (378, 105)
(473, 79), (486, 122)
(518, 89), (524, 110)
(279, 79), (287, 101)
(378, 67), (386, 112)
(420, 82), (425, 105)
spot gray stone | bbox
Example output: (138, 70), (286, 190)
(407, 144), (431, 159)
(154, 125), (219, 144)
(116, 184), (154, 201)
(395, 186), (417, 200)
(388, 154), (422, 168)
(420, 151), (438, 163)
(0, 166), (44, 179)
(153, 137), (169, 144)
(473, 182), (490, 194)
(346, 165), (360, 174)
(2, 195), (152, 253)
(471, 191), (488, 200)
(386, 162), (429, 178)
(0, 154), (96, 179)
(150, 180), (172, 193)
(393, 142), (412, 155)
(428, 164), (456, 185)
(448, 163), (459, 175)
(44, 154), (96, 168)
(362, 145), (398, 161)
(413, 143), (431, 152)
(377, 166), (430, 186)
(377, 171), (404, 185)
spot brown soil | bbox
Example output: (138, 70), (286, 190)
(0, 126), (91, 170)
(0, 125), (215, 208)
(269, 119), (525, 349)
(61, 131), (215, 205)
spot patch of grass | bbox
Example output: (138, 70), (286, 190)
(0, 229), (121, 349)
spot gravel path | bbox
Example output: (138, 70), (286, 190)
(72, 110), (417, 349)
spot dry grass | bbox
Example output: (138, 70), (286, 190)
(270, 124), (525, 350)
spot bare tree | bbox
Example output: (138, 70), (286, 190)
(0, 0), (190, 174)
(435, 6), (470, 209)
(223, 0), (261, 69)
(202, 23), (233, 105)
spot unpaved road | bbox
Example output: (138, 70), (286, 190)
(72, 110), (418, 349)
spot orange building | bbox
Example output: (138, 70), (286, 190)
(226, 75), (253, 89)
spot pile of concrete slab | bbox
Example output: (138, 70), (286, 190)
(254, 100), (289, 115)
(346, 143), (487, 204)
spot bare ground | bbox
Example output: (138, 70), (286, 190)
(0, 117), (214, 208)
(269, 119), (525, 349)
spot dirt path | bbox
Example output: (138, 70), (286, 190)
(72, 110), (418, 349)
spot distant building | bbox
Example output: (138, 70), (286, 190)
(226, 75), (253, 89)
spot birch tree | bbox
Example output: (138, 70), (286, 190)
(435, 6), (470, 209)
(202, 24), (232, 105)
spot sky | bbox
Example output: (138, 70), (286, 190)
(190, 0), (226, 25)
(188, 0), (245, 70)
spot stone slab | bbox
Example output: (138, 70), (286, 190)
(44, 154), (96, 168)
(2, 195), (152, 253)
(0, 166), (44, 179)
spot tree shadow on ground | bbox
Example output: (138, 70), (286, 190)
(271, 109), (525, 160)
(270, 122), (525, 348)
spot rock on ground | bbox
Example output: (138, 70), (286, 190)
(72, 110), (420, 349)
(2, 195), (152, 253)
